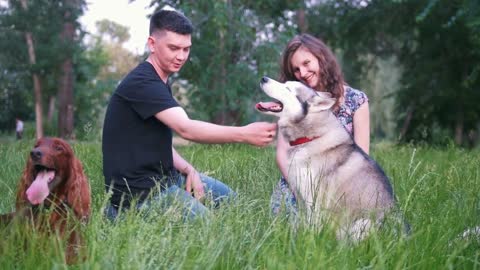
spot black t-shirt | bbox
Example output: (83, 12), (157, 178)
(102, 61), (179, 208)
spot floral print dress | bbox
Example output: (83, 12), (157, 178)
(270, 86), (368, 217)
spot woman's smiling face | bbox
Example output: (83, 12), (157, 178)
(290, 46), (320, 89)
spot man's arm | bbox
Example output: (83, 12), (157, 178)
(172, 146), (195, 175)
(172, 147), (204, 199)
(156, 107), (276, 146)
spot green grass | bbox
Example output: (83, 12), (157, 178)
(0, 140), (479, 269)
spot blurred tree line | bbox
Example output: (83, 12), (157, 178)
(0, 0), (139, 140)
(0, 0), (86, 139)
(0, 0), (479, 147)
(308, 0), (480, 146)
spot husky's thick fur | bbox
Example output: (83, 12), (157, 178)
(256, 77), (396, 240)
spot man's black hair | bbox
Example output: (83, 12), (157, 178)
(149, 9), (193, 35)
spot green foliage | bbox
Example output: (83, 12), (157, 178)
(0, 2), (37, 130)
(95, 19), (131, 44)
(0, 67), (33, 130)
(73, 19), (143, 141)
(0, 0), (89, 135)
(0, 142), (479, 268)
(2, 0), (479, 146)
(151, 0), (299, 124)
(74, 43), (111, 141)
(0, 1), (133, 140)
(308, 0), (480, 146)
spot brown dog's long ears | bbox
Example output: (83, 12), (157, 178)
(65, 156), (91, 222)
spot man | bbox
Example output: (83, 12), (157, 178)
(102, 9), (277, 220)
(15, 118), (24, 140)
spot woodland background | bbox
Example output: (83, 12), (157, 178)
(1, 0), (479, 147)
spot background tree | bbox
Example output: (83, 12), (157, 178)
(148, 0), (301, 125)
(74, 19), (141, 141)
(6, 0), (49, 139)
(0, 2), (31, 132)
(94, 19), (141, 82)
(304, 0), (480, 146)
(0, 0), (87, 139)
(58, 0), (86, 139)
(1, 0), (479, 146)
(95, 19), (131, 44)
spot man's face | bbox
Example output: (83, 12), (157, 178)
(149, 30), (192, 77)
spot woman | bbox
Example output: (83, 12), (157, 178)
(271, 33), (370, 216)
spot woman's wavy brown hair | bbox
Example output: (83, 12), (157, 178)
(279, 34), (345, 110)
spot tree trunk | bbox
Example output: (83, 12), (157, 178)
(58, 1), (75, 139)
(47, 96), (56, 122)
(20, 0), (43, 139)
(399, 104), (415, 141)
(216, 27), (227, 124)
(213, 0), (230, 125)
(454, 111), (463, 146)
(296, 8), (308, 33)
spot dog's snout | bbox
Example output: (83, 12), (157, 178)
(30, 149), (42, 160)
(261, 76), (269, 84)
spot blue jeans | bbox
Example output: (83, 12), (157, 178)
(104, 173), (236, 221)
(270, 177), (298, 218)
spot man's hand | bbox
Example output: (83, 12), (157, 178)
(184, 168), (205, 201)
(242, 122), (277, 147)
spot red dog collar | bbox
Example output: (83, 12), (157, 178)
(289, 136), (320, 146)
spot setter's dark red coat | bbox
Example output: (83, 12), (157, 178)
(4, 137), (91, 264)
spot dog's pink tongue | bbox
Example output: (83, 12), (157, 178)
(26, 170), (54, 205)
(256, 102), (282, 111)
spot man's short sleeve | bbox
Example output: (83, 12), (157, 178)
(115, 63), (179, 120)
(119, 85), (178, 120)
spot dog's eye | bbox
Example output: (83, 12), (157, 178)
(54, 145), (64, 152)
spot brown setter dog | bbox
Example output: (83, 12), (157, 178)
(0, 137), (91, 264)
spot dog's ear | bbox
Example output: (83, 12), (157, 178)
(65, 157), (91, 222)
(309, 95), (336, 112)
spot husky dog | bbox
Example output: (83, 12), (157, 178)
(256, 77), (396, 241)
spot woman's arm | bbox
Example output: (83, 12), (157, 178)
(353, 101), (370, 154)
(276, 133), (290, 179)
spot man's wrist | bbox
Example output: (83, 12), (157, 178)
(182, 165), (196, 175)
(236, 126), (247, 144)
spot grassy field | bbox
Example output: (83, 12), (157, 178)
(0, 140), (479, 269)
